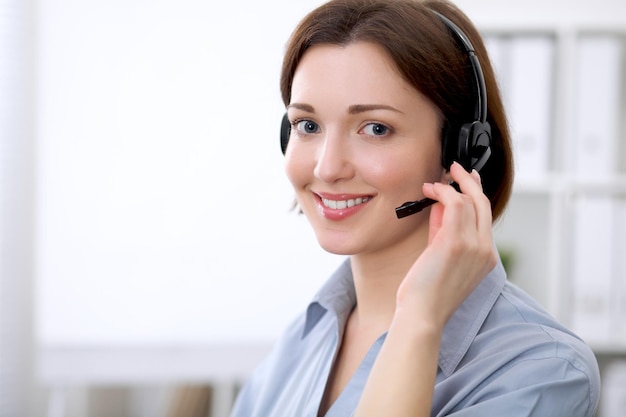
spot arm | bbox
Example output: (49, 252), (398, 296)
(354, 162), (497, 417)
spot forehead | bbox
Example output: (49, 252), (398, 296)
(290, 41), (420, 107)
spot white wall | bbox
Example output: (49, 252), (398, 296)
(36, 0), (339, 351)
(457, 0), (626, 28)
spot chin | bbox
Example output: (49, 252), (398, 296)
(312, 230), (361, 256)
(318, 245), (355, 256)
(315, 239), (354, 256)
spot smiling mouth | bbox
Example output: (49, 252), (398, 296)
(321, 196), (372, 209)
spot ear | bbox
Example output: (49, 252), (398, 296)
(439, 166), (452, 184)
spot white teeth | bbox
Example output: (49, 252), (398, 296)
(321, 196), (371, 209)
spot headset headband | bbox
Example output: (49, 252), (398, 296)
(432, 10), (488, 125)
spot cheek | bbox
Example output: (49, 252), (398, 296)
(362, 156), (407, 189)
(284, 148), (311, 190)
(357, 146), (443, 196)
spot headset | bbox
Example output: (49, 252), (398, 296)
(279, 10), (492, 219)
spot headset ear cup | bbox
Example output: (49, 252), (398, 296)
(457, 122), (473, 171)
(280, 113), (291, 155)
(455, 121), (492, 172)
(470, 121), (492, 172)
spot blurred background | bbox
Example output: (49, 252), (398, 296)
(1, 0), (625, 416)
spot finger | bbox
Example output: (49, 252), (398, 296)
(427, 176), (497, 272)
(450, 162), (482, 196)
(471, 168), (481, 185)
(424, 180), (478, 235)
(449, 162), (492, 232)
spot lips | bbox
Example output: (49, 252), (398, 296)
(314, 192), (374, 220)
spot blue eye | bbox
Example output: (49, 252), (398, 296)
(362, 122), (390, 136)
(294, 120), (320, 134)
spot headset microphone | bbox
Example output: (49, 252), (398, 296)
(395, 182), (462, 218)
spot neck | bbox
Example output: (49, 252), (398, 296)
(349, 233), (428, 332)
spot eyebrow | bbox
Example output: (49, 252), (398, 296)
(286, 103), (403, 114)
(348, 104), (403, 114)
(287, 103), (315, 112)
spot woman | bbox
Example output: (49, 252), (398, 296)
(231, 0), (600, 416)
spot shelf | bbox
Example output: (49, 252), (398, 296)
(591, 343), (626, 357)
(512, 174), (626, 197)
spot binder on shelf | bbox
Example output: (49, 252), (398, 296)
(612, 197), (626, 345)
(506, 35), (555, 184)
(601, 360), (626, 417)
(571, 36), (622, 180)
(570, 196), (614, 344)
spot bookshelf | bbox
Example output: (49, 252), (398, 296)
(480, 21), (626, 417)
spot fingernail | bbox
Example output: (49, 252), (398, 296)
(471, 169), (481, 183)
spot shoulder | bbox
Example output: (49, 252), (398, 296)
(433, 281), (601, 417)
(229, 310), (309, 416)
(230, 300), (343, 416)
(494, 281), (599, 374)
(232, 260), (356, 416)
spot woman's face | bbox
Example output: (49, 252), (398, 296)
(285, 42), (447, 257)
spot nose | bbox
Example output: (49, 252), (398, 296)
(313, 130), (355, 183)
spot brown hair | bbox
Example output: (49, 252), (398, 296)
(280, 0), (514, 221)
